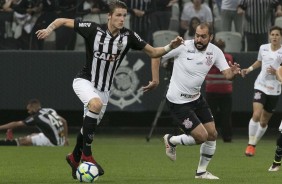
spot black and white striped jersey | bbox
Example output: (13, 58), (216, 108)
(23, 108), (65, 146)
(74, 18), (147, 92)
(238, 0), (280, 34)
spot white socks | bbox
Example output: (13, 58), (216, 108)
(248, 118), (268, 145)
(169, 134), (196, 146)
(248, 118), (259, 145)
(197, 141), (216, 173)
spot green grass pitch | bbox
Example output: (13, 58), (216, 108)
(0, 134), (282, 184)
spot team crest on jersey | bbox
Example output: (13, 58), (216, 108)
(117, 40), (123, 50)
(182, 118), (193, 129)
(205, 56), (213, 66)
(109, 57), (144, 109)
(254, 91), (262, 100)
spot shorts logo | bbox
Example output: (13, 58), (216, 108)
(254, 91), (262, 100)
(182, 118), (193, 129)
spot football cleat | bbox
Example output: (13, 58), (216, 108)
(6, 129), (13, 141)
(268, 163), (281, 172)
(66, 153), (79, 179)
(195, 171), (219, 179)
(245, 145), (256, 156)
(81, 153), (104, 176)
(163, 134), (176, 161)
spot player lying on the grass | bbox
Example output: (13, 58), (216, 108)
(0, 99), (69, 146)
(268, 66), (282, 172)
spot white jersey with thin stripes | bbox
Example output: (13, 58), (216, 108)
(74, 18), (147, 92)
(254, 43), (282, 95)
(162, 40), (229, 104)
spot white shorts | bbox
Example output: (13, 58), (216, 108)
(73, 78), (109, 124)
(30, 133), (54, 146)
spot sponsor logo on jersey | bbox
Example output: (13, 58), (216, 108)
(120, 31), (130, 37)
(93, 51), (118, 62)
(78, 23), (91, 27)
(187, 49), (195, 53)
(134, 32), (143, 42)
(206, 52), (213, 55)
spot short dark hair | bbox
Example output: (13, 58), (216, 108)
(269, 25), (282, 35)
(108, 0), (127, 15)
(197, 22), (214, 35)
(27, 99), (41, 106)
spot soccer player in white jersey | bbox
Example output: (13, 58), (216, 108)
(154, 22), (241, 179)
(0, 99), (68, 146)
(35, 0), (184, 179)
(241, 26), (282, 157)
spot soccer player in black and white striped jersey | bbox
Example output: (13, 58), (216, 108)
(36, 0), (184, 179)
(0, 99), (69, 146)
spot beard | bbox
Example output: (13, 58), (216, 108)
(194, 41), (209, 51)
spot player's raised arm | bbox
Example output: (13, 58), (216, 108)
(36, 18), (74, 40)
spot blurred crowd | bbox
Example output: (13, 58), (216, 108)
(0, 0), (282, 51)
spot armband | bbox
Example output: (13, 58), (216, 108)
(248, 66), (254, 72)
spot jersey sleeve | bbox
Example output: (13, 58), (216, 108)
(128, 31), (147, 50)
(257, 45), (263, 61)
(74, 18), (98, 39)
(23, 115), (36, 126)
(214, 47), (230, 71)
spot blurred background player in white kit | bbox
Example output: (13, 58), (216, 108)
(241, 26), (282, 157)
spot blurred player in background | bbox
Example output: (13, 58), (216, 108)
(155, 22), (241, 179)
(241, 26), (282, 157)
(0, 99), (68, 146)
(36, 0), (184, 179)
(268, 66), (282, 172)
(205, 39), (234, 142)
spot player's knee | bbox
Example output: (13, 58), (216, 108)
(193, 131), (208, 144)
(208, 130), (218, 141)
(252, 113), (260, 122)
(88, 98), (103, 113)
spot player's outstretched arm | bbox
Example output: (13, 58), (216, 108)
(143, 36), (184, 58)
(241, 60), (261, 78)
(0, 121), (25, 131)
(142, 58), (160, 92)
(36, 18), (74, 40)
(222, 61), (241, 80)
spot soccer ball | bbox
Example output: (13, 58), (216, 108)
(76, 162), (99, 183)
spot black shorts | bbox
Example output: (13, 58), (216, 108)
(253, 89), (279, 113)
(166, 95), (214, 134)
